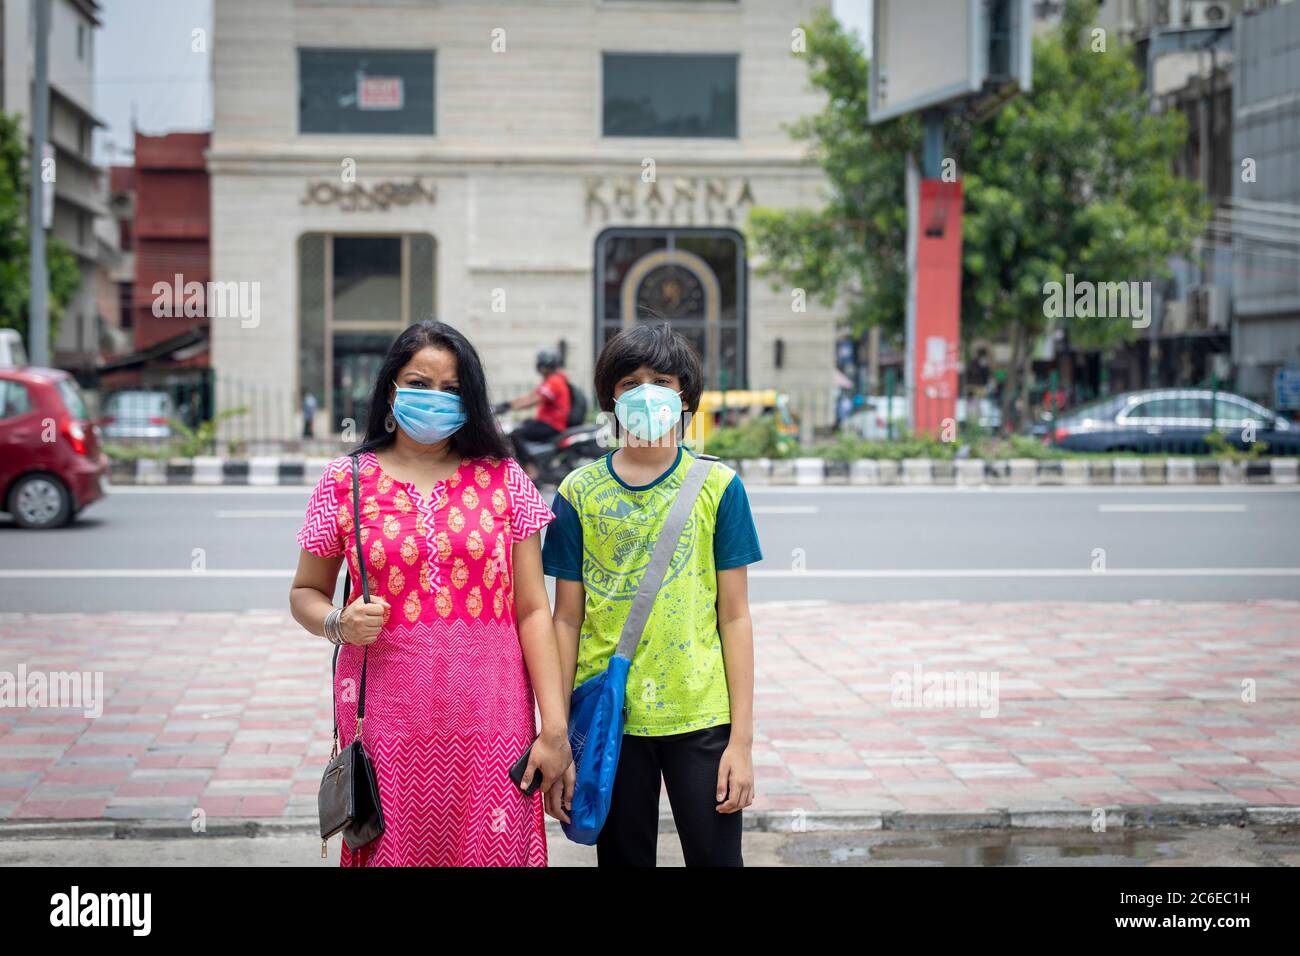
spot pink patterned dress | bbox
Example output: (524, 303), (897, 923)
(297, 452), (555, 866)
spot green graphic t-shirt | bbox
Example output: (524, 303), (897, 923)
(541, 447), (763, 736)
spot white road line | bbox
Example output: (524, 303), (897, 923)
(2, 567), (1297, 580)
(751, 506), (819, 514)
(99, 483), (1300, 496)
(749, 568), (1300, 578)
(1098, 504), (1247, 513)
(215, 510), (305, 518)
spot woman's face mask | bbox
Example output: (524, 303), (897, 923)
(390, 383), (467, 444)
(614, 382), (682, 442)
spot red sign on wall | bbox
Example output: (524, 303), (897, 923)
(912, 178), (963, 439)
(358, 75), (404, 110)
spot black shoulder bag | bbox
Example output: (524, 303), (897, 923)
(318, 453), (385, 857)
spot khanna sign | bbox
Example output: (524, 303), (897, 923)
(584, 176), (756, 224)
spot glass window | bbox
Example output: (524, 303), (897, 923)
(1214, 397), (1265, 423)
(602, 54), (737, 138)
(57, 379), (89, 419)
(1126, 399), (1179, 419)
(299, 233), (435, 433)
(0, 380), (33, 419)
(299, 49), (435, 135)
(333, 237), (402, 324)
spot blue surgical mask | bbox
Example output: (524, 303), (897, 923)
(390, 383), (466, 444)
(614, 383), (682, 442)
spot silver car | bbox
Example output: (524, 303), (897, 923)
(100, 390), (177, 441)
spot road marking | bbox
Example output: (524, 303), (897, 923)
(749, 568), (1300, 578)
(99, 483), (1300, 496)
(751, 506), (819, 514)
(2, 567), (1297, 580)
(216, 509), (305, 518)
(1098, 504), (1247, 513)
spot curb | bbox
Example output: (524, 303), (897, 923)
(3, 804), (1297, 840)
(107, 456), (1300, 487)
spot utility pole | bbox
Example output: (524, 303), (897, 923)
(29, 0), (51, 367)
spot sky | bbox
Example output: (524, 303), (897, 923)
(93, 0), (870, 165)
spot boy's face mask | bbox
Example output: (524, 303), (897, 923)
(614, 383), (682, 442)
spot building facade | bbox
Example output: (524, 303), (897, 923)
(100, 132), (212, 406)
(209, 0), (835, 438)
(1, 0), (110, 375)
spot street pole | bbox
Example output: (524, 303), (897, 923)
(29, 0), (51, 367)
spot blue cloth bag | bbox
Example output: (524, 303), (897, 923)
(561, 455), (716, 845)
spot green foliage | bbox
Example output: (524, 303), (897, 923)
(748, 0), (1210, 404)
(809, 431), (955, 461)
(1204, 429), (1267, 462)
(0, 111), (83, 349)
(703, 416), (798, 460)
(104, 407), (249, 460)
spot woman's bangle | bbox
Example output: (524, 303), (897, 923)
(323, 607), (344, 645)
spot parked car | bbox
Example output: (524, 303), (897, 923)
(843, 396), (908, 441)
(955, 396), (1002, 432)
(0, 367), (110, 528)
(100, 389), (177, 440)
(0, 329), (27, 368)
(1049, 388), (1298, 454)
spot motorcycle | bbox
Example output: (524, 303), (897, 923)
(498, 415), (606, 488)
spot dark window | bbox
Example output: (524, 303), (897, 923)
(299, 49), (435, 134)
(333, 237), (402, 324)
(0, 380), (33, 419)
(603, 54), (737, 138)
(118, 282), (133, 329)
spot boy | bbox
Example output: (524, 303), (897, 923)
(541, 323), (762, 866)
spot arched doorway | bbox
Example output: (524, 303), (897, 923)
(595, 228), (746, 389)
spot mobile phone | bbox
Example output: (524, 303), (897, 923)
(509, 740), (543, 796)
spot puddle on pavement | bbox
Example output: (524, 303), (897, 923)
(777, 826), (1300, 867)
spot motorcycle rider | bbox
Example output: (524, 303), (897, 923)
(495, 349), (572, 479)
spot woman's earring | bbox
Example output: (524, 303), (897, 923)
(384, 411), (396, 433)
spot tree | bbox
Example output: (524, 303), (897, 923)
(748, 0), (1209, 427)
(0, 111), (83, 352)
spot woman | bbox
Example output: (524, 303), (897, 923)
(290, 320), (573, 866)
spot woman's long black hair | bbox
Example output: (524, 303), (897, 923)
(353, 320), (512, 460)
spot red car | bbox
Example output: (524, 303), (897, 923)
(0, 367), (110, 528)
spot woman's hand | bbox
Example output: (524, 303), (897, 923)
(715, 741), (754, 814)
(341, 594), (388, 646)
(520, 727), (572, 800)
(544, 762), (576, 824)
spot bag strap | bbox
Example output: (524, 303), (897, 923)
(613, 453), (716, 662)
(331, 454), (372, 745)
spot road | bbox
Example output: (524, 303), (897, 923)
(1, 484), (1298, 611)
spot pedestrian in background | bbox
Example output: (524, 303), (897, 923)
(302, 390), (317, 438)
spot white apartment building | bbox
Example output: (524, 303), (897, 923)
(210, 0), (836, 435)
(1, 0), (110, 374)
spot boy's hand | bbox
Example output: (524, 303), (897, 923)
(715, 741), (754, 814)
(544, 763), (576, 824)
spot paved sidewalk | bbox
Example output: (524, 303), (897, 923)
(1, 601), (1298, 823)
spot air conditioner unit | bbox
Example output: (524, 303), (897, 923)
(1184, 0), (1233, 28)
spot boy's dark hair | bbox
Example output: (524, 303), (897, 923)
(594, 322), (704, 414)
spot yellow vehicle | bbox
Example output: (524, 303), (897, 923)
(686, 389), (798, 447)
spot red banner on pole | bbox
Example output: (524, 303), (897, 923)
(912, 178), (963, 439)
